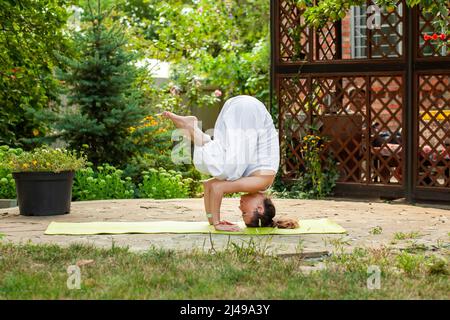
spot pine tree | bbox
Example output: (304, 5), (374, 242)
(49, 0), (148, 167)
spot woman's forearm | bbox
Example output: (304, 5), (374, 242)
(203, 182), (210, 219)
(210, 186), (224, 226)
(206, 180), (241, 232)
(203, 179), (217, 225)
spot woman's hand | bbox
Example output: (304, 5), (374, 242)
(214, 222), (241, 232)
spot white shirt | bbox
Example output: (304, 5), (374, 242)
(193, 95), (280, 181)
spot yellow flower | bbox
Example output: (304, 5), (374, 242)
(22, 163), (29, 169)
(32, 129), (39, 136)
(32, 160), (37, 166)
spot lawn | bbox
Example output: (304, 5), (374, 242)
(0, 240), (448, 299)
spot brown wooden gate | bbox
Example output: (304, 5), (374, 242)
(270, 0), (450, 202)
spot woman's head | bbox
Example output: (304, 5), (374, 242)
(239, 193), (298, 229)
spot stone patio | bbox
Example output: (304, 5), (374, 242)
(0, 198), (449, 255)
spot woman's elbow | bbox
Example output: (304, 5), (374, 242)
(210, 183), (225, 197)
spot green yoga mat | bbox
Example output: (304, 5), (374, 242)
(44, 218), (346, 235)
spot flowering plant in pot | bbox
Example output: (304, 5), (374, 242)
(2, 147), (86, 216)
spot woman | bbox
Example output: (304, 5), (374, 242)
(162, 95), (298, 232)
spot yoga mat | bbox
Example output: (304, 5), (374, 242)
(44, 218), (346, 235)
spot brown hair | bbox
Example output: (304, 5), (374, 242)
(245, 197), (299, 229)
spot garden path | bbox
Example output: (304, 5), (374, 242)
(1, 198), (449, 256)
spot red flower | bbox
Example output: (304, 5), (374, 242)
(439, 33), (447, 40)
(423, 34), (430, 41)
(432, 33), (438, 40)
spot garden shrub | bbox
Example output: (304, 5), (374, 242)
(178, 165), (203, 198)
(0, 145), (23, 199)
(0, 170), (15, 199)
(396, 252), (425, 275)
(138, 168), (192, 199)
(123, 160), (203, 199)
(73, 164), (135, 201)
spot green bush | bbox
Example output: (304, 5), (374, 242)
(178, 165), (203, 198)
(0, 145), (23, 198)
(123, 155), (203, 198)
(73, 164), (135, 201)
(396, 252), (425, 275)
(0, 170), (15, 199)
(138, 168), (192, 199)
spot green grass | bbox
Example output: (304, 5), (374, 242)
(369, 226), (383, 235)
(393, 231), (422, 240)
(0, 241), (448, 299)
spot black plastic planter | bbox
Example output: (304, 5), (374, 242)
(13, 171), (74, 216)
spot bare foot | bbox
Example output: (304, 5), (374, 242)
(162, 111), (197, 130)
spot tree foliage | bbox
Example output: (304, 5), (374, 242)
(117, 0), (272, 110)
(43, 0), (149, 167)
(0, 0), (74, 148)
(297, 0), (449, 33)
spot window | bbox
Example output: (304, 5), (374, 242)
(351, 3), (403, 58)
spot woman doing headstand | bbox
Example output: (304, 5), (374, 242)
(163, 95), (298, 232)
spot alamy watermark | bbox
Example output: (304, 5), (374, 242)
(366, 5), (382, 30)
(66, 265), (81, 290)
(367, 265), (381, 290)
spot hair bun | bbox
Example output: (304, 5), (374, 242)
(273, 217), (299, 229)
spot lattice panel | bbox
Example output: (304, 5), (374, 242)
(311, 77), (369, 183)
(369, 75), (404, 184)
(417, 4), (450, 58)
(278, 76), (310, 178)
(315, 22), (337, 60)
(417, 74), (450, 188)
(277, 0), (409, 62)
(278, 0), (310, 62)
(368, 0), (404, 58)
(278, 74), (406, 184)
(273, 0), (450, 200)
